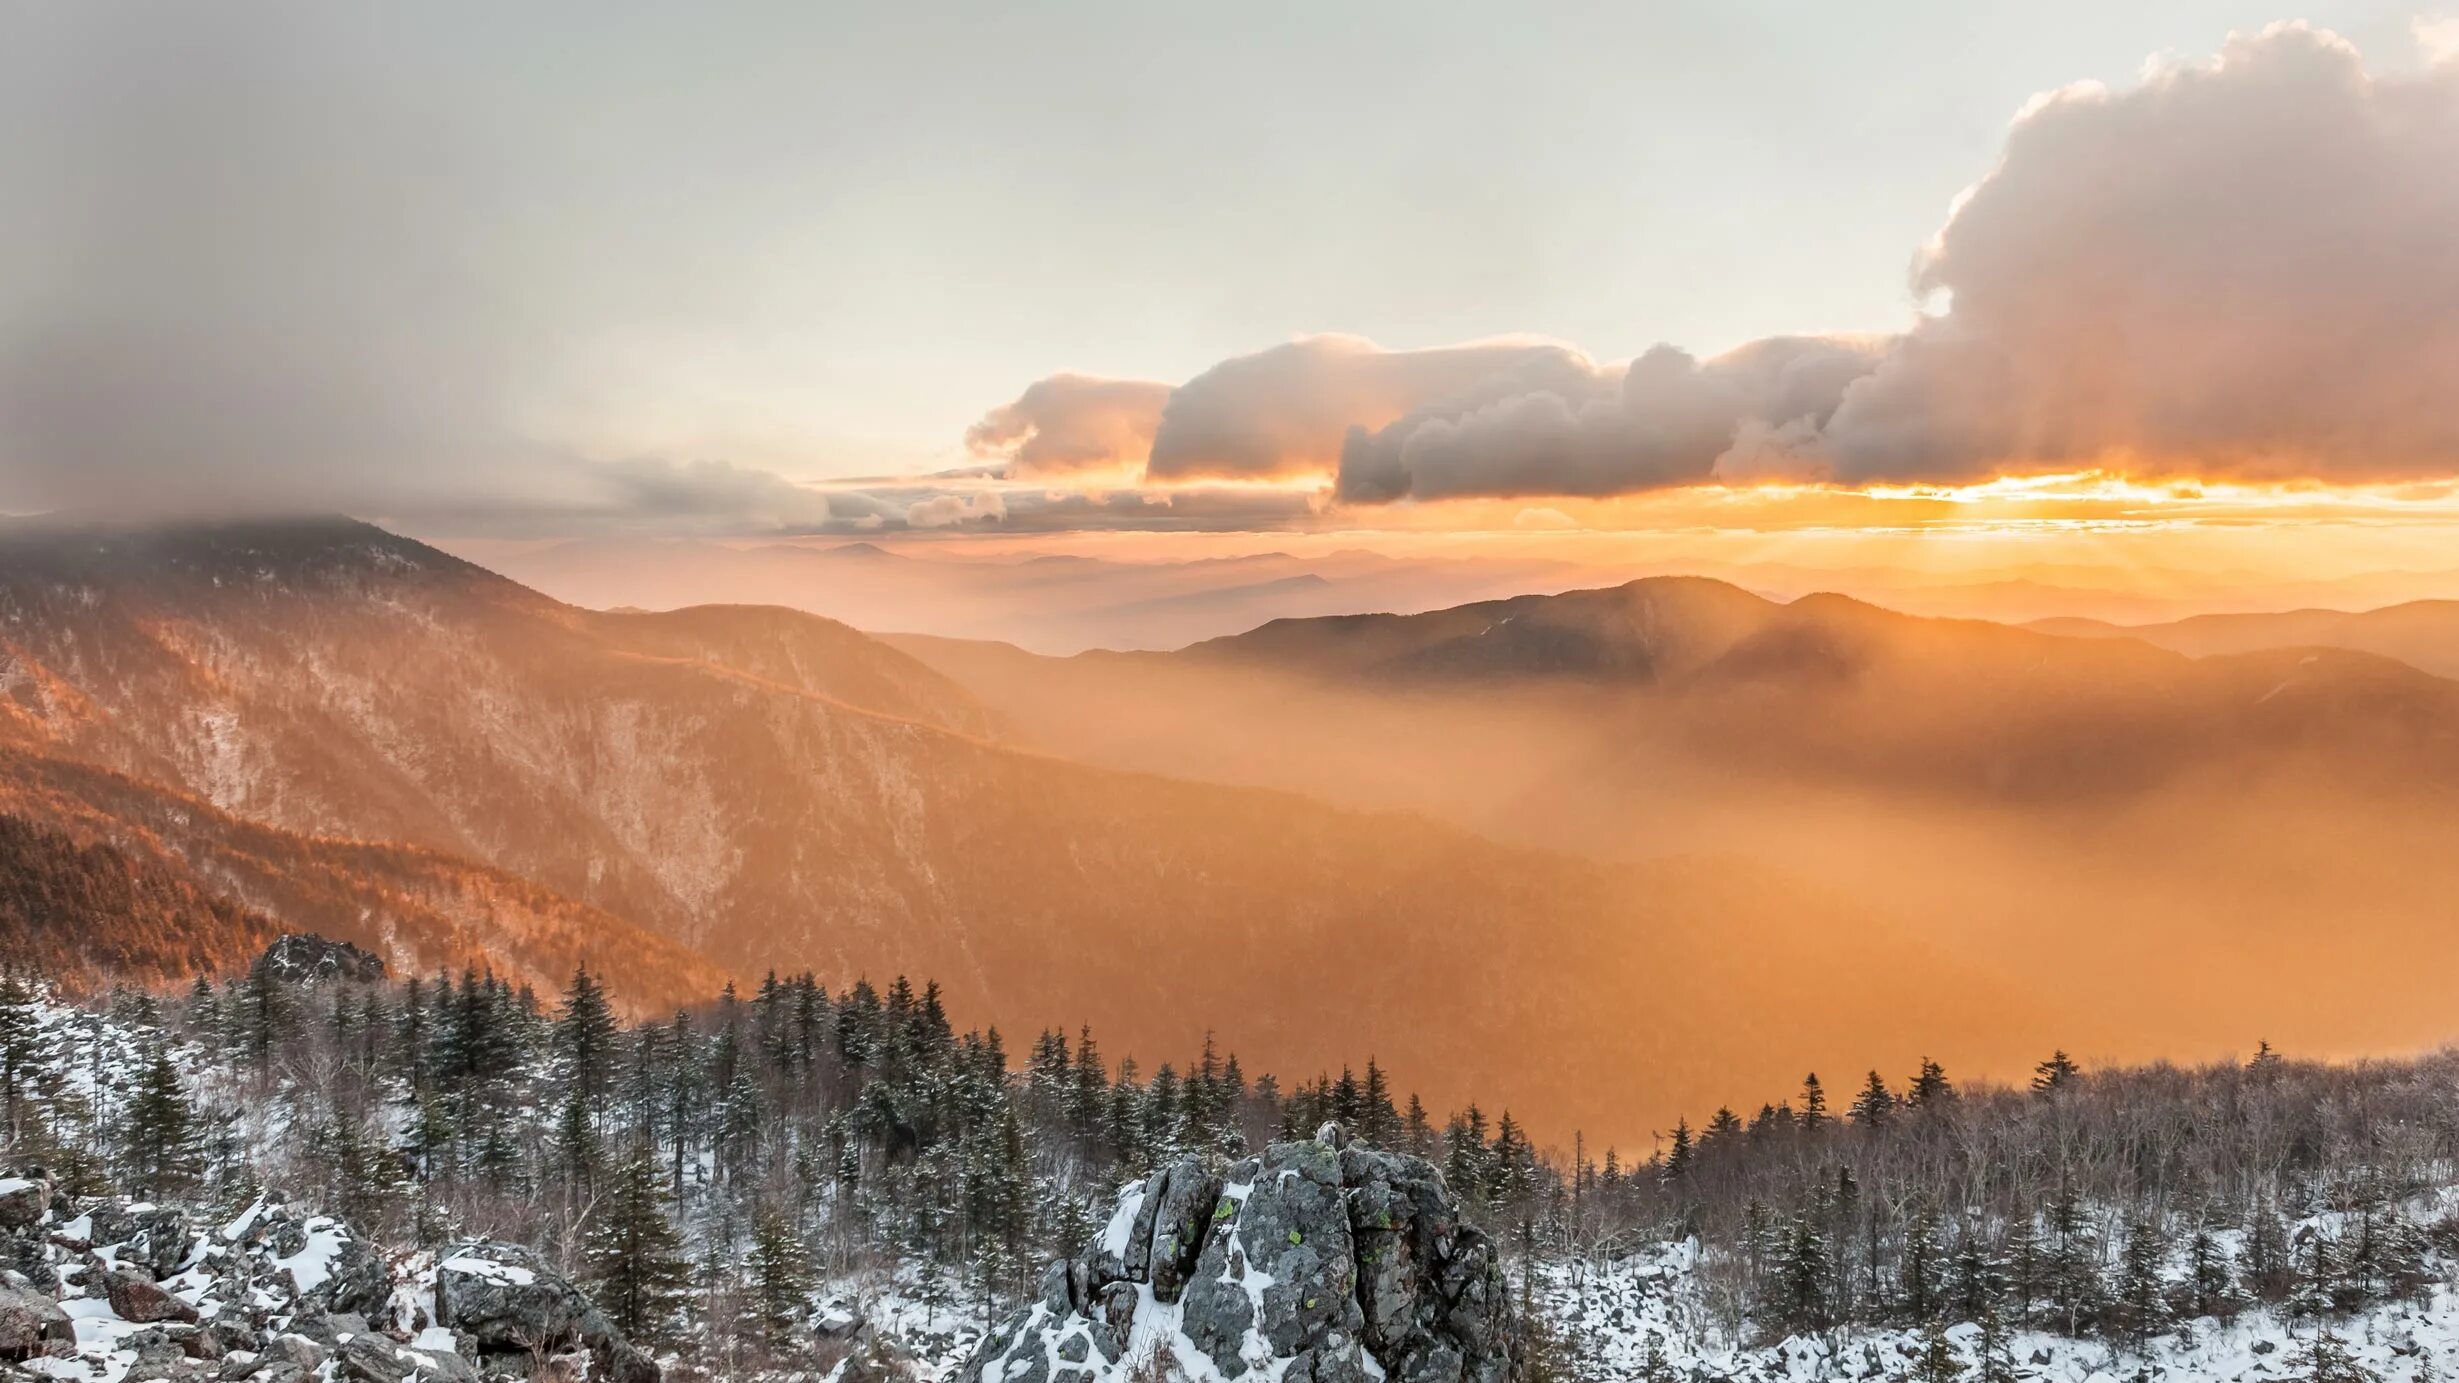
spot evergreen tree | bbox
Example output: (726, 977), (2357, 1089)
(744, 1208), (815, 1346)
(0, 975), (41, 1142)
(2111, 1209), (2171, 1358)
(556, 966), (621, 1106)
(585, 1142), (692, 1341)
(1798, 1073), (1829, 1131)
(1906, 1057), (1954, 1109)
(117, 1036), (197, 1197)
(1848, 1070), (1894, 1129)
(2031, 1050), (2081, 1099)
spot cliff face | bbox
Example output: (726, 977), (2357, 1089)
(965, 1133), (1519, 1383)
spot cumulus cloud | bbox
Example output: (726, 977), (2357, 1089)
(904, 490), (1009, 528)
(1817, 23), (2459, 486)
(1337, 337), (1882, 501)
(965, 375), (1172, 476)
(1146, 335), (1602, 481)
(975, 23), (2459, 508)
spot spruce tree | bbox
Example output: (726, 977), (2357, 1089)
(117, 1036), (197, 1197)
(1848, 1070), (1894, 1128)
(585, 1142), (692, 1342)
(0, 975), (41, 1143)
(2031, 1050), (2081, 1099)
(744, 1208), (815, 1346)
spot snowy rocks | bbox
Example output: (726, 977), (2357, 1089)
(1342, 1146), (1515, 1383)
(107, 1266), (204, 1324)
(253, 933), (388, 985)
(92, 1202), (199, 1280)
(0, 1273), (73, 1360)
(963, 1136), (1520, 1383)
(0, 1174), (53, 1232)
(433, 1241), (658, 1383)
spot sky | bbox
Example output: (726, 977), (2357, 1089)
(2, 2), (2458, 557)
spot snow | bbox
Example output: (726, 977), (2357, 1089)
(442, 1254), (537, 1286)
(274, 1215), (349, 1293)
(1098, 1178), (1147, 1260)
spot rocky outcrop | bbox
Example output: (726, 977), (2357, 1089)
(253, 933), (388, 985)
(433, 1241), (658, 1383)
(963, 1133), (1520, 1383)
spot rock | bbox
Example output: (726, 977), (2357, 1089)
(434, 1241), (657, 1383)
(261, 1333), (330, 1371)
(284, 1313), (367, 1350)
(0, 1276), (73, 1361)
(304, 1232), (394, 1319)
(0, 1175), (52, 1232)
(91, 1203), (198, 1281)
(108, 1266), (203, 1324)
(1141, 1159), (1223, 1305)
(1341, 1145), (1516, 1383)
(253, 934), (387, 985)
(964, 1138), (1517, 1383)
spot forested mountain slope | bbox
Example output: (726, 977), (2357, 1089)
(0, 518), (1994, 1145)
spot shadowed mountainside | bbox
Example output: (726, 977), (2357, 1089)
(0, 518), (2032, 1144)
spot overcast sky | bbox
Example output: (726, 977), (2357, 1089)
(0, 2), (2448, 533)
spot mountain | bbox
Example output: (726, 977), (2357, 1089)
(0, 517), (2019, 1144)
(0, 745), (728, 1010)
(896, 576), (2459, 1092)
(2030, 600), (2459, 681)
(911, 575), (2459, 805)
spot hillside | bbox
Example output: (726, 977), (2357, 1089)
(0, 746), (729, 1012)
(0, 518), (2009, 1145)
(2030, 600), (2459, 682)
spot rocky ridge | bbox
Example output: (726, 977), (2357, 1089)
(963, 1129), (1519, 1383)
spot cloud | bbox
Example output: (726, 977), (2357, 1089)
(0, 2), (848, 539)
(1146, 335), (1601, 481)
(1337, 336), (1882, 501)
(965, 375), (1172, 477)
(977, 23), (2459, 509)
(905, 490), (1009, 528)
(1817, 23), (2459, 486)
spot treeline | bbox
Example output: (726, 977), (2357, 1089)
(1559, 1047), (2459, 1362)
(7, 954), (2459, 1375)
(0, 959), (1558, 1376)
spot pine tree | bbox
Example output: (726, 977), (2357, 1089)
(1906, 1057), (1954, 1109)
(1799, 1073), (1830, 1131)
(117, 1036), (197, 1197)
(2031, 1050), (2081, 1099)
(0, 975), (42, 1143)
(1898, 1206), (1944, 1322)
(1777, 1214), (1831, 1334)
(556, 966), (620, 1106)
(1914, 1317), (1959, 1383)
(744, 1208), (815, 1346)
(2111, 1209), (2171, 1359)
(585, 1142), (692, 1342)
(1848, 1070), (1894, 1128)
(1663, 1118), (1694, 1181)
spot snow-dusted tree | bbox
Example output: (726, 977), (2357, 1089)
(585, 1141), (692, 1342)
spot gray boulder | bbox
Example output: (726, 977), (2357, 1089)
(433, 1242), (657, 1383)
(962, 1136), (1519, 1383)
(0, 1275), (73, 1360)
(0, 1175), (52, 1232)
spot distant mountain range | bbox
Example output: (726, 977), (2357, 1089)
(0, 516), (2017, 1142)
(2032, 601), (2459, 681)
(16, 517), (2459, 1139)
